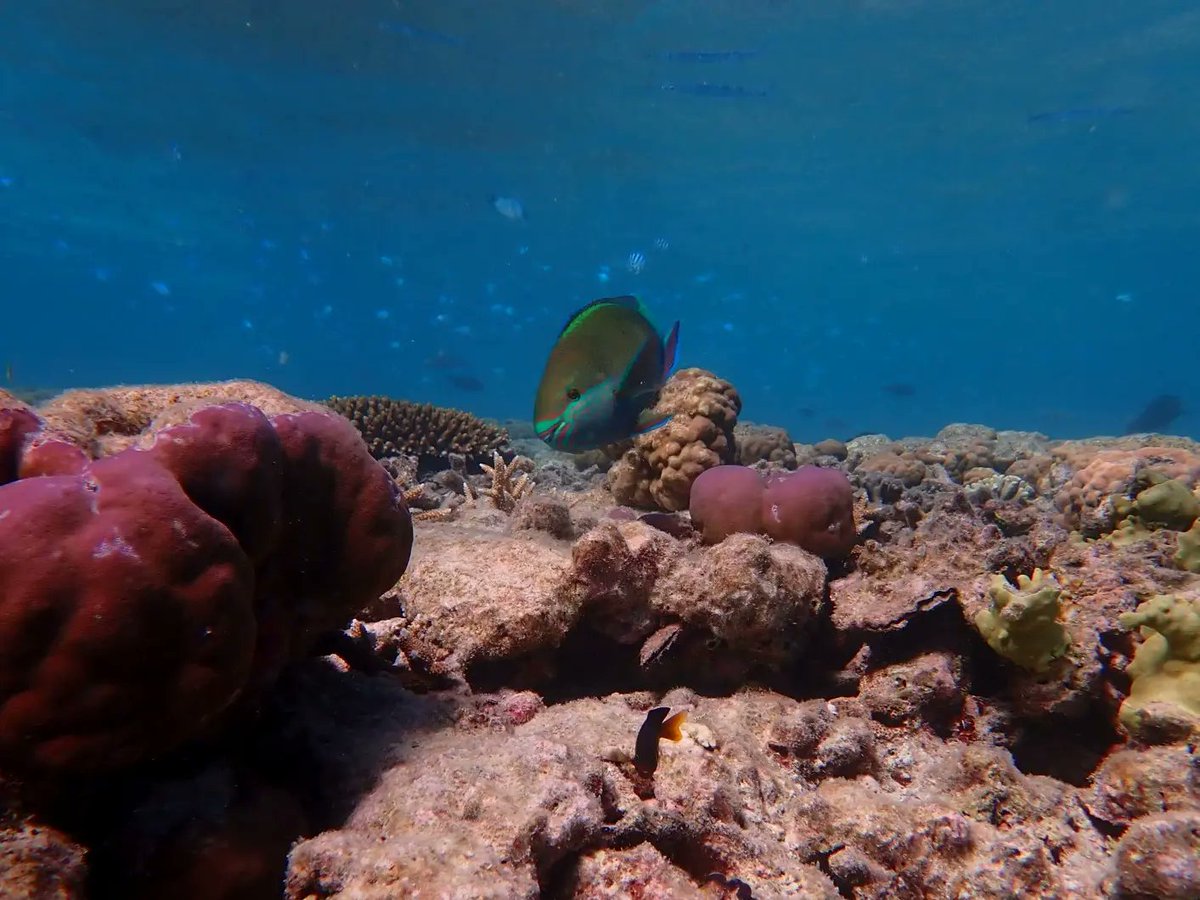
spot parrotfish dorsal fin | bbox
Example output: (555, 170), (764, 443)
(660, 710), (688, 742)
(557, 295), (643, 339)
(661, 320), (680, 378)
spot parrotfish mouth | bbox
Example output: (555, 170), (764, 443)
(536, 420), (564, 445)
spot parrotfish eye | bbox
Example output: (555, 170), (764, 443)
(566, 387), (581, 401)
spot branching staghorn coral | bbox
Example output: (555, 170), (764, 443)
(467, 451), (534, 512)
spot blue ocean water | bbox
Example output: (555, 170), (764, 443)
(2, 0), (1197, 441)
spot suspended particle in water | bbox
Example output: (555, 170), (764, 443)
(150, 281), (171, 296)
(653, 237), (670, 250)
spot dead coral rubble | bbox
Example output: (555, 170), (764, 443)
(383, 519), (825, 691)
(282, 677), (1128, 900)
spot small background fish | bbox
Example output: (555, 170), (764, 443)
(1125, 394), (1183, 434)
(491, 195), (525, 222)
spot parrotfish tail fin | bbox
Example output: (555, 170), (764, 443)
(660, 710), (688, 742)
(661, 320), (680, 378)
(634, 407), (673, 435)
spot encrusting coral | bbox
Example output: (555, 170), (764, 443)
(324, 394), (508, 467)
(607, 367), (741, 511)
(974, 569), (1070, 673)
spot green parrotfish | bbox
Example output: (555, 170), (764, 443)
(534, 296), (680, 452)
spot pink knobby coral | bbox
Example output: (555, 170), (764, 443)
(690, 463), (857, 558)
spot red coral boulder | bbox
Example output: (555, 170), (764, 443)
(0, 400), (413, 773)
(0, 452), (257, 771)
(0, 407), (41, 485)
(689, 464), (765, 544)
(689, 463), (857, 558)
(762, 466), (857, 558)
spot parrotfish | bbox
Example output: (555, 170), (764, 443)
(534, 296), (679, 452)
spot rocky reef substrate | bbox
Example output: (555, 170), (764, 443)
(2, 379), (1199, 899)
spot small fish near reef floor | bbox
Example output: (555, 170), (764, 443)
(634, 706), (688, 775)
(534, 295), (679, 452)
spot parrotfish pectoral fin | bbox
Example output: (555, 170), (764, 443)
(634, 407), (673, 435)
(661, 321), (680, 378)
(660, 710), (688, 742)
(616, 332), (668, 413)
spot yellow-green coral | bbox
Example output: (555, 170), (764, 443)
(1118, 595), (1200, 737)
(974, 569), (1070, 673)
(1106, 475), (1200, 547)
(1175, 524), (1200, 573)
(1131, 476), (1200, 531)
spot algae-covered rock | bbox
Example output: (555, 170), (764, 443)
(1118, 594), (1200, 741)
(974, 569), (1069, 673)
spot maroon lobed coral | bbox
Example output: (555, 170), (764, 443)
(690, 463), (857, 558)
(0, 400), (413, 773)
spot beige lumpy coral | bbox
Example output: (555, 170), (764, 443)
(734, 422), (797, 469)
(34, 380), (324, 457)
(1054, 446), (1200, 535)
(857, 450), (928, 486)
(607, 368), (741, 511)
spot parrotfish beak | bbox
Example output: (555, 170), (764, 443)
(536, 419), (565, 446)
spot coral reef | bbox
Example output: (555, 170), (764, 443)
(324, 394), (508, 468)
(7, 397), (1200, 898)
(607, 368), (741, 511)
